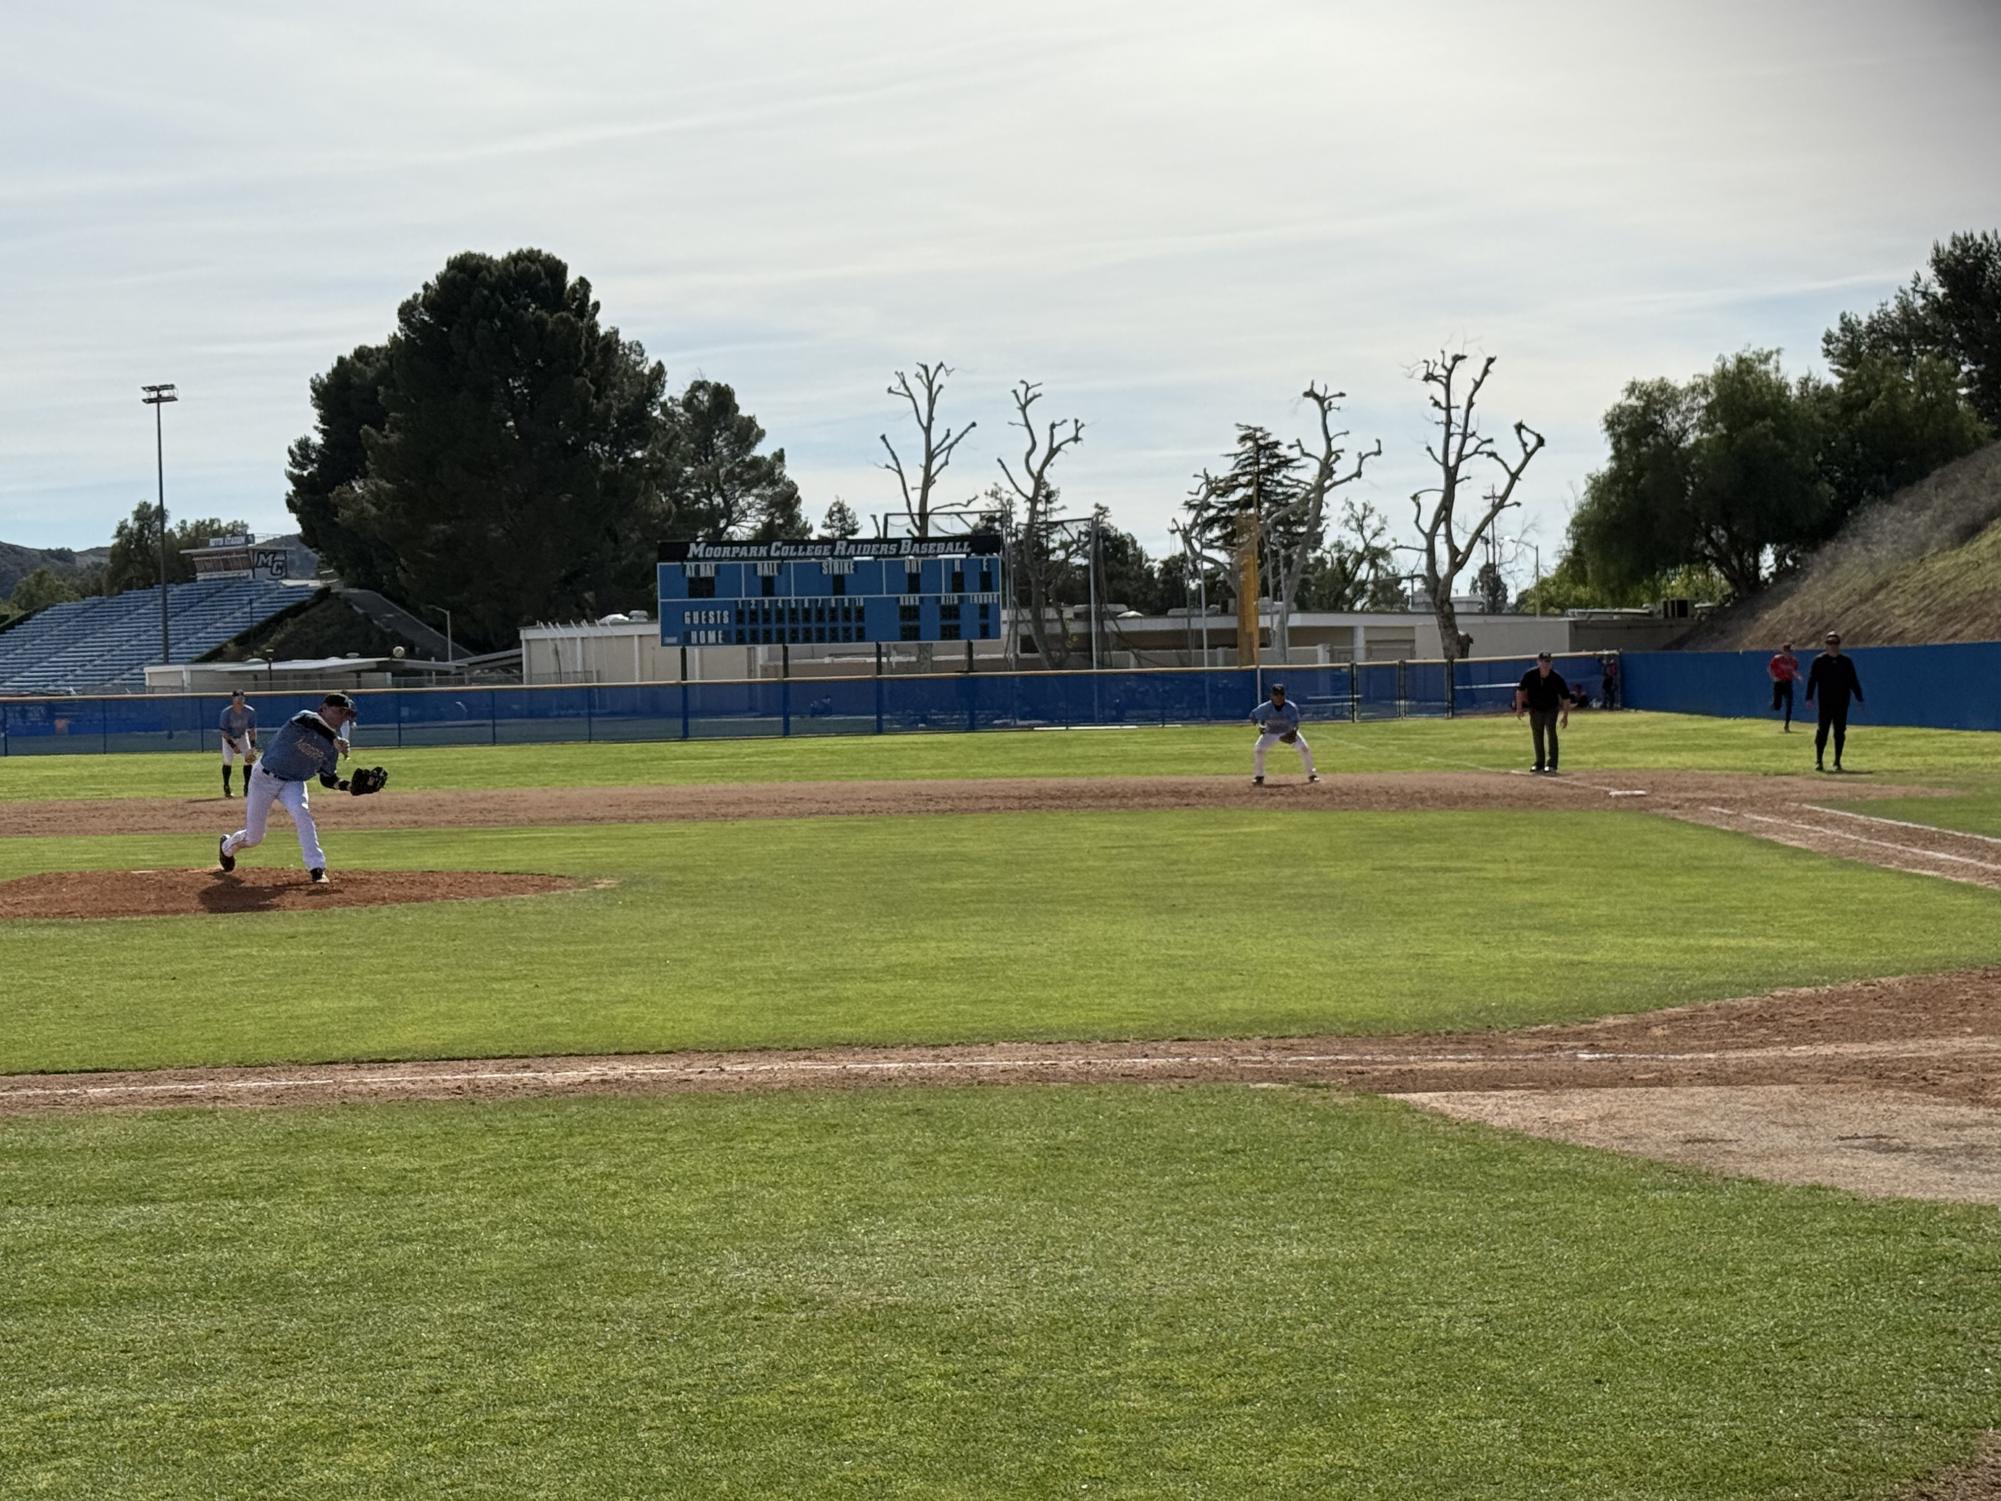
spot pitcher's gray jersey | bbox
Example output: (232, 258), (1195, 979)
(258, 712), (344, 784)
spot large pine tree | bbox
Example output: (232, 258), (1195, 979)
(285, 249), (671, 648)
(1184, 425), (1308, 602)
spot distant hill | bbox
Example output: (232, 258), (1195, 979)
(0, 540), (112, 598)
(1684, 442), (2001, 648)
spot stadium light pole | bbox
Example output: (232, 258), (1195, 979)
(140, 383), (178, 665)
(426, 606), (454, 665)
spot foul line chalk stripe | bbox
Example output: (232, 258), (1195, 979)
(1800, 804), (2001, 849)
(5, 1038), (1996, 1101)
(1715, 807), (2001, 873)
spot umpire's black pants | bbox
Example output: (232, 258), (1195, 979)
(1529, 708), (1561, 770)
(1814, 702), (1849, 765)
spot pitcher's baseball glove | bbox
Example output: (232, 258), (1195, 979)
(344, 766), (390, 796)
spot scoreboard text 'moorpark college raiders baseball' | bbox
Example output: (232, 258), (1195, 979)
(656, 536), (1005, 648)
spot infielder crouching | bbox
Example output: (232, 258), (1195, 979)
(218, 693), (365, 885)
(1250, 681), (1317, 786)
(218, 690), (258, 798)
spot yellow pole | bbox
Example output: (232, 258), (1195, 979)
(1236, 510), (1260, 669)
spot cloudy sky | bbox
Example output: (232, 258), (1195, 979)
(3, 0), (1996, 591)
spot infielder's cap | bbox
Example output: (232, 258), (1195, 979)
(1270, 682), (1286, 693)
(323, 692), (359, 718)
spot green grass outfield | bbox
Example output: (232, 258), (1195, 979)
(5, 710), (2000, 800)
(4, 810), (2000, 1073)
(4, 1087), (1999, 1501)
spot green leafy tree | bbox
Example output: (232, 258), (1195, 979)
(822, 498), (862, 538)
(659, 379), (806, 541)
(1471, 561), (1508, 614)
(289, 249), (672, 648)
(1297, 501), (1401, 611)
(8, 566), (83, 613)
(285, 344), (396, 591)
(1571, 351), (1831, 598)
(1516, 551), (1732, 613)
(1815, 352), (1990, 512)
(1091, 511), (1169, 615)
(104, 504), (253, 594)
(1825, 230), (2001, 427)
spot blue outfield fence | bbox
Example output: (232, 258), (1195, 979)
(1623, 642), (2001, 733)
(0, 654), (1617, 756)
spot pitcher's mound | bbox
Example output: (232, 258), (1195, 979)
(0, 868), (586, 920)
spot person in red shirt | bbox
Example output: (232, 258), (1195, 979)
(1767, 642), (1800, 732)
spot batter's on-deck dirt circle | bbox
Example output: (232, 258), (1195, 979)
(217, 693), (383, 885)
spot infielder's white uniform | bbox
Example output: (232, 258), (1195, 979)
(218, 701), (257, 766)
(1250, 693), (1316, 780)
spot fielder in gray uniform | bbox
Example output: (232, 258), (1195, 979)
(218, 691), (258, 798)
(1249, 682), (1318, 786)
(217, 694), (360, 885)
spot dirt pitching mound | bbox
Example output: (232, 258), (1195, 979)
(0, 867), (585, 920)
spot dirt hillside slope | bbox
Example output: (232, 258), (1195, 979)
(1688, 441), (2001, 647)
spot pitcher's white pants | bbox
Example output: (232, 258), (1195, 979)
(1253, 731), (1315, 777)
(223, 768), (325, 871)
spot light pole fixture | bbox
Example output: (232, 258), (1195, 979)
(140, 383), (178, 664)
(426, 606), (455, 665)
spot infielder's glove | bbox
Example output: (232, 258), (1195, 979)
(1280, 730), (1299, 745)
(343, 766), (390, 796)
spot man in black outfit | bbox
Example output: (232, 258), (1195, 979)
(1805, 630), (1864, 772)
(1513, 651), (1570, 773)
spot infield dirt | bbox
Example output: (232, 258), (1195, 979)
(4, 769), (1997, 1210)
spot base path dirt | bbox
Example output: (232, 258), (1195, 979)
(3, 966), (1997, 1203)
(1398, 1086), (2001, 1205)
(0, 867), (584, 920)
(0, 769), (1946, 839)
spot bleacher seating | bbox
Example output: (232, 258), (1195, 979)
(0, 579), (312, 695)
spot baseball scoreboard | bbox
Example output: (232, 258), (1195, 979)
(657, 536), (1005, 647)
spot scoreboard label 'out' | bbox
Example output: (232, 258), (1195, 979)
(657, 536), (1005, 647)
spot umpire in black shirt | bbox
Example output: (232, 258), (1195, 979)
(1805, 630), (1864, 772)
(1514, 651), (1570, 773)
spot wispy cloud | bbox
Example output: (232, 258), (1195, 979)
(2, 0), (1995, 591)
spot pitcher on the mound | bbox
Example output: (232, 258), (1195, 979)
(1250, 683), (1317, 786)
(216, 693), (360, 885)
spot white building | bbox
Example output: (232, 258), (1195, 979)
(519, 605), (1596, 685)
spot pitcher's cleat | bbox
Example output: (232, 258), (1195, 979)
(309, 868), (328, 885)
(217, 837), (235, 874)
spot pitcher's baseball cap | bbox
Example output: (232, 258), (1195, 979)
(323, 692), (359, 719)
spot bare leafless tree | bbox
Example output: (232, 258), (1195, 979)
(879, 362), (976, 538)
(1264, 384), (1382, 660)
(1409, 351), (1545, 663)
(996, 380), (1084, 666)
